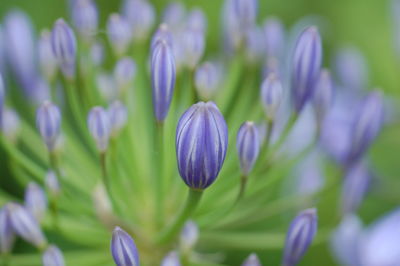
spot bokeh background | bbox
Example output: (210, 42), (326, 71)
(0, 0), (398, 265)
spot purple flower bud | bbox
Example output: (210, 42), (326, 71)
(312, 69), (333, 126)
(245, 26), (265, 63)
(97, 72), (117, 102)
(0, 26), (4, 75)
(2, 108), (21, 142)
(111, 226), (139, 266)
(236, 122), (260, 176)
(291, 27), (322, 113)
(88, 107), (110, 153)
(187, 8), (207, 33)
(260, 73), (283, 121)
(151, 24), (174, 52)
(180, 220), (199, 251)
(122, 0), (155, 41)
(0, 206), (15, 253)
(107, 14), (132, 56)
(195, 62), (220, 100)
(346, 91), (384, 164)
(51, 19), (77, 79)
(262, 57), (281, 79)
(161, 251), (181, 266)
(38, 30), (58, 82)
(181, 28), (205, 69)
(176, 102), (228, 189)
(43, 245), (65, 266)
(233, 0), (258, 33)
(45, 171), (61, 197)
(108, 101), (128, 137)
(36, 101), (61, 151)
(32, 78), (51, 106)
(24, 182), (47, 222)
(114, 57), (136, 92)
(242, 253), (261, 266)
(162, 2), (186, 30)
(0, 74), (4, 124)
(151, 40), (176, 122)
(263, 17), (285, 58)
(71, 0), (98, 40)
(283, 208), (317, 266)
(222, 0), (241, 52)
(8, 203), (47, 248)
(90, 41), (104, 66)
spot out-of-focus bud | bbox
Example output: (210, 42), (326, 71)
(263, 17), (285, 58)
(222, 0), (241, 52)
(0, 206), (15, 254)
(180, 220), (199, 251)
(151, 24), (174, 52)
(87, 107), (110, 153)
(236, 122), (260, 176)
(242, 253), (261, 266)
(260, 73), (283, 121)
(92, 183), (113, 221)
(32, 78), (51, 106)
(107, 14), (132, 57)
(111, 226), (140, 266)
(43, 244), (65, 266)
(312, 69), (333, 127)
(346, 91), (384, 165)
(181, 28), (205, 69)
(0, 26), (4, 75)
(195, 62), (220, 100)
(233, 0), (258, 34)
(114, 57), (136, 93)
(151, 40), (176, 122)
(294, 152), (325, 197)
(256, 122), (267, 146)
(162, 2), (186, 30)
(161, 251), (181, 266)
(36, 101), (61, 152)
(263, 57), (280, 79)
(291, 27), (322, 113)
(108, 101), (128, 137)
(24, 182), (47, 222)
(0, 74), (4, 125)
(176, 102), (228, 189)
(2, 108), (21, 143)
(187, 8), (207, 33)
(8, 203), (47, 248)
(45, 171), (61, 197)
(51, 19), (77, 79)
(283, 208), (317, 266)
(122, 0), (155, 41)
(96, 72), (117, 102)
(245, 26), (265, 64)
(71, 0), (98, 41)
(90, 41), (104, 66)
(38, 30), (58, 82)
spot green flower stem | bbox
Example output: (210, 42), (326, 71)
(99, 152), (121, 216)
(269, 113), (298, 155)
(156, 189), (203, 245)
(155, 121), (165, 227)
(236, 175), (248, 203)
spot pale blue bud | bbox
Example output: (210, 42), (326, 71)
(88, 107), (110, 153)
(36, 101), (61, 151)
(107, 14), (132, 56)
(24, 182), (47, 222)
(43, 244), (65, 266)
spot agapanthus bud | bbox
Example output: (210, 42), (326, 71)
(181, 28), (205, 69)
(97, 72), (117, 102)
(32, 78), (51, 106)
(263, 17), (285, 58)
(180, 220), (199, 251)
(151, 40), (176, 122)
(122, 0), (155, 41)
(151, 24), (173, 52)
(291, 27), (322, 113)
(0, 74), (4, 125)
(8, 203), (47, 248)
(107, 14), (132, 56)
(242, 253), (261, 266)
(36, 101), (61, 151)
(161, 251), (181, 266)
(90, 41), (104, 66)
(38, 30), (58, 82)
(87, 107), (110, 153)
(114, 57), (136, 93)
(312, 69), (333, 126)
(195, 62), (220, 100)
(0, 26), (4, 75)
(45, 171), (61, 197)
(233, 0), (258, 33)
(245, 26), (265, 64)
(176, 102), (228, 189)
(260, 73), (283, 121)
(111, 226), (139, 266)
(2, 108), (21, 142)
(236, 122), (260, 176)
(283, 208), (318, 266)
(108, 101), (128, 137)
(71, 0), (98, 40)
(346, 91), (384, 164)
(187, 8), (207, 33)
(0, 206), (15, 253)
(162, 2), (186, 30)
(24, 182), (47, 222)
(43, 245), (65, 266)
(51, 19), (77, 79)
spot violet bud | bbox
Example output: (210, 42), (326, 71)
(151, 24), (174, 52)
(45, 171), (61, 197)
(283, 208), (317, 266)
(114, 57), (136, 93)
(222, 0), (242, 52)
(236, 122), (260, 176)
(187, 8), (207, 33)
(260, 73), (283, 121)
(242, 253), (261, 266)
(36, 101), (61, 152)
(151, 40), (176, 122)
(262, 57), (281, 80)
(51, 19), (77, 79)
(245, 26), (265, 64)
(24, 182), (47, 222)
(0, 26), (4, 75)
(0, 206), (15, 254)
(32, 77), (51, 106)
(122, 0), (155, 41)
(312, 69), (333, 126)
(96, 72), (117, 102)
(263, 17), (285, 58)
(0, 74), (4, 124)
(176, 102), (228, 189)
(71, 0), (98, 40)
(161, 251), (181, 266)
(43, 245), (65, 266)
(180, 220), (199, 251)
(162, 2), (186, 30)
(108, 101), (128, 137)
(8, 203), (47, 248)
(195, 62), (220, 100)
(233, 0), (258, 33)
(181, 28), (205, 69)
(111, 226), (139, 266)
(291, 27), (322, 113)
(38, 30), (58, 82)
(88, 107), (110, 153)
(90, 41), (104, 66)
(107, 14), (132, 56)
(2, 108), (21, 142)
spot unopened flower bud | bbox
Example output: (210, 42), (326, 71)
(38, 30), (58, 82)
(111, 226), (139, 266)
(2, 108), (21, 142)
(108, 101), (128, 137)
(71, 0), (98, 40)
(107, 14), (132, 56)
(114, 57), (136, 93)
(151, 24), (173, 52)
(261, 73), (283, 121)
(180, 220), (199, 251)
(236, 122), (260, 176)
(312, 69), (333, 126)
(0, 206), (15, 253)
(88, 107), (110, 153)
(24, 182), (47, 222)
(45, 171), (61, 197)
(187, 8), (207, 33)
(122, 0), (155, 41)
(36, 101), (61, 152)
(181, 28), (205, 69)
(161, 251), (181, 266)
(195, 62), (220, 100)
(242, 253), (261, 266)
(263, 17), (285, 58)
(43, 244), (65, 266)
(162, 3), (186, 30)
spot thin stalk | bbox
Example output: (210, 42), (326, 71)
(155, 121), (165, 226)
(236, 175), (248, 203)
(99, 152), (120, 215)
(49, 152), (60, 228)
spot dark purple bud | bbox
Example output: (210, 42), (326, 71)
(88, 107), (110, 153)
(71, 0), (98, 40)
(187, 8), (207, 33)
(111, 226), (139, 266)
(263, 17), (285, 58)
(36, 101), (61, 151)
(312, 69), (333, 126)
(107, 14), (132, 56)
(38, 30), (58, 82)
(260, 73), (283, 121)
(24, 182), (47, 222)
(242, 253), (261, 266)
(161, 251), (180, 266)
(176, 102), (228, 190)
(43, 245), (65, 266)
(180, 220), (199, 251)
(236, 121), (260, 176)
(150, 24), (173, 52)
(283, 208), (317, 266)
(346, 91), (384, 164)
(181, 28), (205, 69)
(162, 2), (186, 30)
(114, 57), (136, 92)
(45, 171), (61, 197)
(108, 101), (128, 137)
(151, 40), (176, 122)
(122, 0), (155, 41)
(195, 62), (220, 100)
(51, 19), (77, 79)
(0, 206), (15, 253)
(2, 108), (21, 142)
(291, 27), (322, 113)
